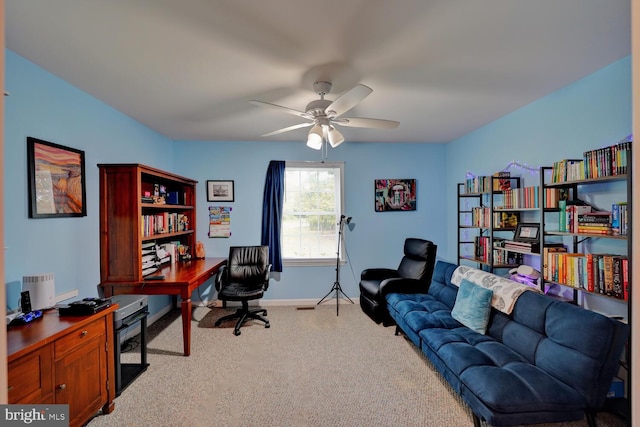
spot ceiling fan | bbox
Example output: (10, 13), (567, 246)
(249, 81), (399, 149)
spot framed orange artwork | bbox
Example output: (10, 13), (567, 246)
(27, 137), (87, 218)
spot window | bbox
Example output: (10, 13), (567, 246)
(282, 162), (344, 266)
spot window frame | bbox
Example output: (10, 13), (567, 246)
(282, 161), (345, 267)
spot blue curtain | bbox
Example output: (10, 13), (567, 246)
(261, 160), (285, 272)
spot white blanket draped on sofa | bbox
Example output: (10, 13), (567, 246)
(451, 265), (541, 315)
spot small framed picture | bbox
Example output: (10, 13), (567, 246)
(514, 223), (540, 242)
(207, 180), (234, 202)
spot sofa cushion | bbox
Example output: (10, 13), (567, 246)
(451, 279), (493, 334)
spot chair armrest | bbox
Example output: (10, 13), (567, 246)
(379, 277), (428, 297)
(264, 264), (272, 291)
(215, 265), (227, 292)
(360, 268), (400, 281)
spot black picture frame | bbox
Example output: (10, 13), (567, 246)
(374, 178), (417, 212)
(514, 222), (540, 243)
(27, 137), (87, 218)
(207, 180), (234, 202)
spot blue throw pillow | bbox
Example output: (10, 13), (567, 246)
(451, 279), (493, 334)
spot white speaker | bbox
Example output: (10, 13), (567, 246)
(22, 273), (56, 310)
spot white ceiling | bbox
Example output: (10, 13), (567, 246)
(5, 0), (631, 144)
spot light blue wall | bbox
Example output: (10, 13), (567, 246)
(173, 140), (448, 302)
(4, 50), (175, 313)
(445, 56), (631, 316)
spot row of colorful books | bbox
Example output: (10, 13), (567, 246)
(583, 140), (631, 179)
(556, 202), (628, 236)
(549, 139), (632, 183)
(499, 186), (539, 209)
(543, 247), (628, 299)
(493, 248), (524, 265)
(611, 202), (629, 236)
(141, 213), (189, 237)
(543, 187), (566, 208)
(474, 236), (490, 262)
(463, 172), (512, 194)
(470, 207), (491, 228)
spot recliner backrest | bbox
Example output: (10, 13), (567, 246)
(396, 238), (437, 282)
(228, 245), (270, 285)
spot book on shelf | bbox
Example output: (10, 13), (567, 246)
(567, 205), (592, 233)
(543, 245), (567, 281)
(611, 202), (628, 236)
(493, 211), (518, 229)
(503, 240), (539, 254)
(464, 176), (491, 193)
(492, 171), (511, 191)
(551, 159), (584, 183)
(577, 211), (611, 223)
(583, 139), (632, 178)
(501, 186), (539, 209)
(622, 257), (629, 300)
(544, 188), (565, 208)
(474, 236), (490, 262)
(577, 226), (612, 235)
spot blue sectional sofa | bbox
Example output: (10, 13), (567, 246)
(385, 260), (629, 427)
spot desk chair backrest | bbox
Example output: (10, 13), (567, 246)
(227, 245), (270, 288)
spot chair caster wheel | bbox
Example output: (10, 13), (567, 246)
(265, 323), (270, 328)
(263, 310), (268, 316)
(234, 330), (241, 336)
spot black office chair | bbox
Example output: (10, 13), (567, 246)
(359, 238), (437, 326)
(214, 245), (271, 336)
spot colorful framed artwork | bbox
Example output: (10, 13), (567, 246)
(207, 180), (235, 202)
(27, 137), (87, 218)
(374, 179), (416, 212)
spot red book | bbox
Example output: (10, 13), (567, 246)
(586, 253), (594, 292)
(622, 257), (629, 300)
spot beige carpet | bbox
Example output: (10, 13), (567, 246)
(87, 304), (626, 427)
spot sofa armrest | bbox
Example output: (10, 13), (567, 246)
(379, 277), (427, 296)
(361, 268), (400, 281)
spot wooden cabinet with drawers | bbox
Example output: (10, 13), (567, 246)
(7, 306), (117, 427)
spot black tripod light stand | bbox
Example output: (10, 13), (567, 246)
(317, 215), (354, 316)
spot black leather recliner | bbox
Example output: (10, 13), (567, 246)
(215, 245), (271, 336)
(359, 238), (437, 326)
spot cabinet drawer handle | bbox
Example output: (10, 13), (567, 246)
(7, 385), (14, 392)
(81, 330), (88, 337)
(57, 384), (66, 390)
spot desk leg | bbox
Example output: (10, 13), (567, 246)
(181, 297), (191, 356)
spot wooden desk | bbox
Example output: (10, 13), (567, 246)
(100, 257), (226, 356)
(8, 306), (118, 427)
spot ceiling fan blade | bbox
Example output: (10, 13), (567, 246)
(324, 84), (373, 117)
(338, 117), (400, 129)
(249, 100), (312, 119)
(261, 122), (313, 137)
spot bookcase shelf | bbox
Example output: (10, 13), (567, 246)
(457, 175), (536, 272)
(544, 231), (627, 240)
(539, 160), (630, 302)
(98, 164), (198, 283)
(141, 230), (194, 242)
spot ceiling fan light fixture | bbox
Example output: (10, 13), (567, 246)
(327, 127), (345, 148)
(306, 124), (323, 150)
